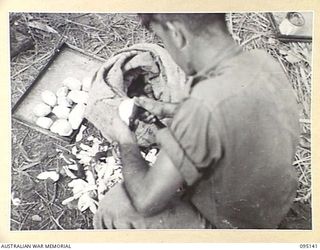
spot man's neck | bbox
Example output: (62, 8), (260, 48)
(191, 34), (239, 74)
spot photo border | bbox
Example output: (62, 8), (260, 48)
(1, 0), (319, 243)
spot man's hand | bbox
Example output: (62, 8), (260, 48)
(85, 53), (139, 144)
(134, 96), (179, 124)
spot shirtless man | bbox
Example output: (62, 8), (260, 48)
(91, 13), (299, 229)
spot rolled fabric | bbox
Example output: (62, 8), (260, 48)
(85, 43), (187, 147)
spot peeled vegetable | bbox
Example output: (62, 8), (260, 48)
(68, 104), (86, 130)
(57, 96), (73, 107)
(56, 86), (69, 97)
(67, 90), (89, 104)
(52, 105), (71, 119)
(36, 117), (53, 129)
(37, 171), (60, 182)
(118, 99), (135, 125)
(50, 119), (73, 136)
(33, 103), (51, 117)
(82, 77), (92, 92)
(63, 77), (82, 91)
(41, 90), (57, 107)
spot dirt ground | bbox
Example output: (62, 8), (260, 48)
(10, 13), (312, 230)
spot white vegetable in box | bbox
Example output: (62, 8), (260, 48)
(68, 104), (86, 130)
(63, 77), (82, 91)
(50, 119), (73, 136)
(33, 103), (51, 117)
(36, 117), (53, 129)
(57, 96), (73, 107)
(41, 90), (57, 107)
(56, 86), (69, 97)
(67, 90), (89, 104)
(82, 76), (92, 92)
(52, 105), (71, 119)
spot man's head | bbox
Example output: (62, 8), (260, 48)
(137, 13), (229, 75)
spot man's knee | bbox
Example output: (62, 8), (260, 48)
(93, 183), (137, 229)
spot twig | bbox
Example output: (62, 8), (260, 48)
(65, 19), (105, 32)
(300, 118), (311, 123)
(50, 182), (59, 203)
(54, 143), (72, 153)
(35, 191), (64, 230)
(19, 161), (41, 171)
(12, 52), (52, 78)
(293, 156), (311, 165)
(18, 204), (37, 230)
(39, 218), (51, 230)
(17, 143), (40, 163)
(229, 13), (233, 33)
(240, 34), (262, 47)
(11, 218), (21, 225)
(50, 215), (65, 230)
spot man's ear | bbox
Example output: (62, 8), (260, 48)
(165, 21), (187, 49)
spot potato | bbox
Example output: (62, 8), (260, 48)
(50, 119), (73, 136)
(52, 105), (71, 119)
(118, 98), (135, 125)
(67, 90), (88, 104)
(57, 96), (73, 107)
(36, 117), (53, 129)
(68, 104), (86, 130)
(63, 77), (82, 91)
(82, 76), (92, 92)
(33, 103), (51, 117)
(41, 90), (57, 107)
(56, 86), (69, 97)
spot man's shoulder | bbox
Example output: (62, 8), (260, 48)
(190, 49), (290, 109)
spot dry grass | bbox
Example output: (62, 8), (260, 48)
(10, 12), (312, 230)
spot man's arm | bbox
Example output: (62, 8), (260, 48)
(118, 134), (184, 216)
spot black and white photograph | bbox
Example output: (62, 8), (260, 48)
(10, 12), (313, 231)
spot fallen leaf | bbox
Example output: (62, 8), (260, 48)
(87, 135), (94, 141)
(86, 170), (96, 185)
(278, 49), (288, 55)
(68, 178), (87, 187)
(31, 215), (42, 222)
(267, 38), (277, 44)
(12, 198), (21, 206)
(76, 150), (91, 158)
(285, 53), (302, 64)
(78, 193), (94, 212)
(93, 138), (102, 144)
(76, 125), (87, 142)
(105, 156), (117, 166)
(28, 21), (58, 34)
(37, 171), (60, 182)
(67, 164), (78, 171)
(89, 142), (100, 156)
(79, 143), (92, 152)
(60, 152), (76, 164)
(62, 196), (76, 205)
(72, 146), (78, 156)
(11, 192), (21, 206)
(63, 166), (77, 179)
(110, 169), (123, 181)
(68, 179), (97, 199)
(89, 202), (97, 214)
(79, 155), (92, 165)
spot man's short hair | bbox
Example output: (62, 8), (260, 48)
(137, 13), (228, 35)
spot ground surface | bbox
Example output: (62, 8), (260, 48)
(10, 13), (312, 230)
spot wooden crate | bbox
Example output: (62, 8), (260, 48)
(12, 43), (105, 143)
